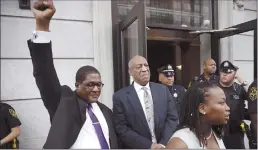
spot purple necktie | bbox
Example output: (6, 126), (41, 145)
(87, 103), (109, 149)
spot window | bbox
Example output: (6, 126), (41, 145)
(116, 0), (213, 29)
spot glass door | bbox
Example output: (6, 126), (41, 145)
(211, 19), (257, 80)
(189, 19), (256, 79)
(118, 1), (147, 88)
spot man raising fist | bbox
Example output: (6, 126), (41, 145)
(28, 0), (119, 149)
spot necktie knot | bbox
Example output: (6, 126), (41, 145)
(87, 103), (92, 109)
(142, 86), (148, 91)
(142, 87), (149, 97)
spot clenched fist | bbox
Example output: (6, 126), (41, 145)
(31, 0), (56, 31)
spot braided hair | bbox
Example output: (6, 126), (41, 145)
(177, 82), (224, 147)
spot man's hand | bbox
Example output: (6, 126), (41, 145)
(151, 143), (165, 149)
(235, 71), (245, 84)
(31, 0), (56, 31)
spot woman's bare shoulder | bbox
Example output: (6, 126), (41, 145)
(166, 137), (188, 149)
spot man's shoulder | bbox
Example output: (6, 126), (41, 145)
(150, 82), (166, 87)
(192, 75), (200, 80)
(174, 84), (185, 90)
(97, 102), (112, 112)
(61, 85), (73, 94)
(232, 82), (246, 93)
(174, 84), (184, 88)
(211, 75), (220, 81)
(249, 80), (257, 88)
(113, 85), (133, 99)
(0, 103), (14, 111)
(150, 82), (168, 90)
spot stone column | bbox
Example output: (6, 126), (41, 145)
(93, 0), (114, 108)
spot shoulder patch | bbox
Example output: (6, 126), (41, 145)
(249, 86), (257, 101)
(9, 109), (18, 118)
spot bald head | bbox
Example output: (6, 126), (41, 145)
(203, 58), (215, 66)
(203, 58), (217, 74)
(128, 55), (147, 69)
(128, 55), (150, 86)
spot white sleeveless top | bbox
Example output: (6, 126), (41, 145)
(171, 128), (226, 149)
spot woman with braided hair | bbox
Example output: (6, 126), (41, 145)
(167, 82), (230, 149)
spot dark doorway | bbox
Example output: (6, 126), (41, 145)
(146, 29), (201, 88)
(147, 40), (176, 83)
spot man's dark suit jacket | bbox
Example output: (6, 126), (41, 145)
(27, 40), (118, 149)
(112, 82), (178, 149)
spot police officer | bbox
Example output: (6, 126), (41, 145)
(157, 64), (186, 115)
(188, 58), (219, 88)
(0, 102), (21, 149)
(217, 60), (248, 149)
(247, 79), (257, 149)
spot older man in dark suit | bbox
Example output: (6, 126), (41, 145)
(28, 0), (118, 149)
(112, 56), (178, 149)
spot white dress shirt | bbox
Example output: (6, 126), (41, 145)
(31, 31), (110, 148)
(133, 82), (165, 148)
(71, 103), (110, 149)
(32, 31), (51, 43)
(133, 82), (152, 119)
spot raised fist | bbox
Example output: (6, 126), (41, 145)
(31, 0), (56, 31)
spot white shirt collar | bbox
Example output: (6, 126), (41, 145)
(133, 81), (150, 92)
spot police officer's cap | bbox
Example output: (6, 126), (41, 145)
(219, 60), (239, 73)
(157, 64), (175, 77)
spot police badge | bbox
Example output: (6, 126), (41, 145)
(168, 65), (173, 70)
(224, 62), (229, 67)
(173, 93), (178, 98)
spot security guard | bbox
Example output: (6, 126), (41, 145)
(157, 64), (186, 116)
(188, 58), (219, 88)
(217, 60), (248, 149)
(0, 102), (21, 149)
(247, 79), (257, 149)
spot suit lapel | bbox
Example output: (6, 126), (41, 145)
(149, 83), (161, 129)
(127, 85), (149, 129)
(69, 93), (83, 126)
(97, 102), (112, 131)
(59, 92), (83, 148)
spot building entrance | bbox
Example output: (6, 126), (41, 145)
(147, 29), (200, 88)
(112, 0), (216, 91)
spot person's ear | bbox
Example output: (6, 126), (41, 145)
(198, 103), (207, 115)
(75, 82), (79, 88)
(203, 64), (207, 70)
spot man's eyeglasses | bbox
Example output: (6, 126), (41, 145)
(84, 82), (104, 90)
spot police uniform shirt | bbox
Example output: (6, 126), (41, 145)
(248, 79), (257, 114)
(199, 73), (219, 83)
(218, 83), (248, 123)
(169, 84), (186, 115)
(0, 103), (21, 148)
(218, 61), (248, 121)
(188, 73), (219, 88)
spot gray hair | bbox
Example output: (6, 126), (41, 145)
(128, 58), (133, 69)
